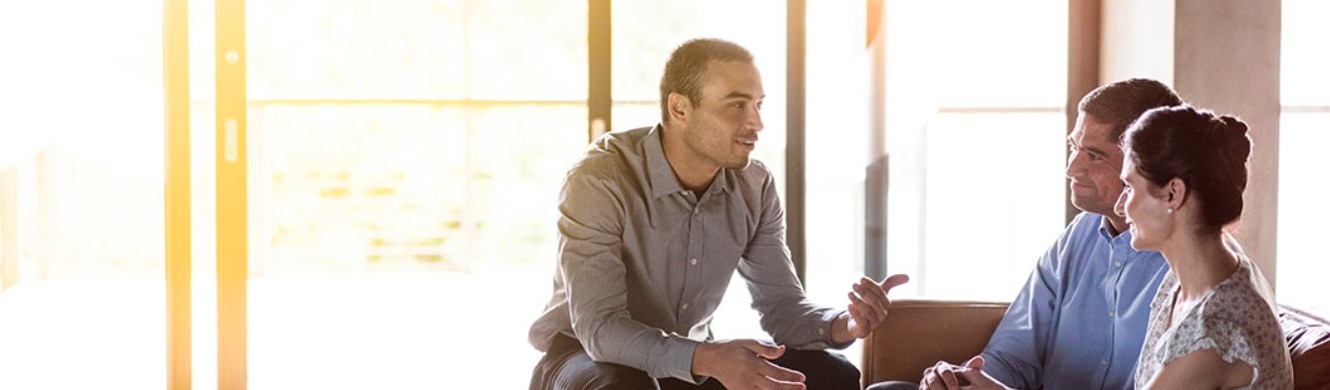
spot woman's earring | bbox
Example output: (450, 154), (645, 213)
(1167, 208), (1174, 214)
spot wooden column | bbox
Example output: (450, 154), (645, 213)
(1173, 0), (1282, 288)
(1100, 0), (1282, 287)
(164, 0), (192, 387)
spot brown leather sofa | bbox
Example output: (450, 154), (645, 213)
(861, 300), (1010, 386)
(862, 299), (1330, 389)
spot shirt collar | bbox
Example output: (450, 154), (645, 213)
(1096, 214), (1139, 250)
(644, 124), (732, 199)
(645, 125), (685, 199)
(704, 168), (731, 196)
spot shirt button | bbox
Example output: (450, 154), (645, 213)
(1109, 311), (1116, 317)
(1101, 360), (1108, 366)
(682, 303), (690, 310)
(1114, 261), (1122, 268)
(818, 328), (825, 335)
(690, 258), (698, 265)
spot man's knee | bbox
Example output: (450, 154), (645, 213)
(774, 349), (861, 390)
(568, 362), (655, 390)
(532, 349), (656, 390)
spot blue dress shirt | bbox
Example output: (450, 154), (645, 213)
(981, 212), (1169, 390)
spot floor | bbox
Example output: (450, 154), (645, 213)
(0, 269), (860, 389)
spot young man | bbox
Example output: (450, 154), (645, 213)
(870, 78), (1185, 390)
(528, 38), (908, 390)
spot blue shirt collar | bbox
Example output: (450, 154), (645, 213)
(1095, 213), (1140, 251)
(1094, 214), (1116, 240)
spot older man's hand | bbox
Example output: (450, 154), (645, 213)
(920, 356), (1011, 390)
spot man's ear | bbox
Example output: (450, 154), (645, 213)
(667, 92), (691, 122)
(1167, 177), (1188, 210)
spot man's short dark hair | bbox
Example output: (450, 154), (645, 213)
(659, 38), (754, 123)
(1077, 78), (1184, 142)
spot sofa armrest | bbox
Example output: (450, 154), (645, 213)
(1280, 304), (1330, 389)
(861, 300), (1009, 388)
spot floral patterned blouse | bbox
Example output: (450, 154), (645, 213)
(1134, 258), (1293, 389)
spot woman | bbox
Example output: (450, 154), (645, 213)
(1116, 105), (1293, 389)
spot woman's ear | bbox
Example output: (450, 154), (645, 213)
(1167, 177), (1188, 210)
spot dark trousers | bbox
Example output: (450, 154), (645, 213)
(530, 334), (861, 390)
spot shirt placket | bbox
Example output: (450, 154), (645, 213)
(1098, 237), (1132, 389)
(679, 192), (705, 320)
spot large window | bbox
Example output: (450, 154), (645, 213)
(1277, 0), (1330, 315)
(805, 0), (1068, 304)
(242, 1), (586, 389)
(0, 1), (166, 388)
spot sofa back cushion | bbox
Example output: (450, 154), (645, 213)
(861, 300), (1009, 387)
(1280, 304), (1330, 389)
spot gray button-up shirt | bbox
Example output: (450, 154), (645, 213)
(528, 125), (845, 383)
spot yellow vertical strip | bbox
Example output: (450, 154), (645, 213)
(0, 169), (16, 290)
(216, 0), (247, 388)
(164, 0), (192, 388)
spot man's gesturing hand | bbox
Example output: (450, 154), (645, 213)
(842, 274), (910, 340)
(693, 339), (807, 390)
